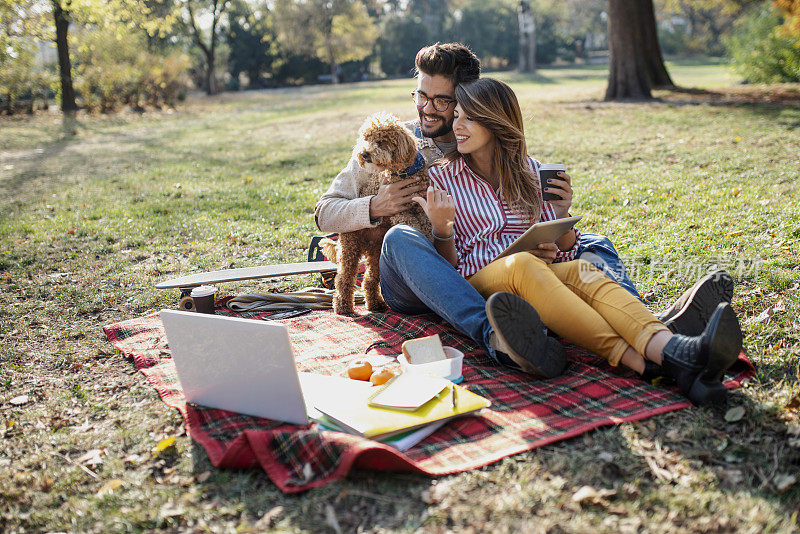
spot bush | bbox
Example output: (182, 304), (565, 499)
(74, 25), (190, 112)
(0, 42), (55, 115)
(138, 52), (191, 108)
(726, 5), (800, 83)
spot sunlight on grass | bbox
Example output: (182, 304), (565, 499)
(1, 58), (798, 532)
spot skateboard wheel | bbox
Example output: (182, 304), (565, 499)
(179, 296), (196, 311)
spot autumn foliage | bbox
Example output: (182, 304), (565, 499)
(774, 0), (800, 34)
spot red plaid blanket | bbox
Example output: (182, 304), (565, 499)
(103, 303), (754, 493)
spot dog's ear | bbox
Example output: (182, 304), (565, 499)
(396, 127), (418, 169)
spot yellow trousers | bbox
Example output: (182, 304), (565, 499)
(468, 253), (669, 366)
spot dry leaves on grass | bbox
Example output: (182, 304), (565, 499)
(747, 299), (786, 325)
(724, 406), (746, 423)
(76, 449), (106, 466)
(9, 395), (30, 406)
(97, 479), (124, 496)
(152, 436), (177, 457)
(571, 486), (625, 514)
(786, 389), (800, 411)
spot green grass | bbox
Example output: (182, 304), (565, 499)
(1, 58), (799, 532)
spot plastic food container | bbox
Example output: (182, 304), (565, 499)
(397, 346), (464, 382)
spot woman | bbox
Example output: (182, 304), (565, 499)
(415, 78), (743, 405)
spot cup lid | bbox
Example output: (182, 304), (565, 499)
(539, 163), (566, 171)
(190, 285), (216, 297)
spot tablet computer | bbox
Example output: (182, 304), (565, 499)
(494, 215), (582, 261)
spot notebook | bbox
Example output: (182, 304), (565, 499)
(316, 379), (491, 439)
(367, 373), (450, 411)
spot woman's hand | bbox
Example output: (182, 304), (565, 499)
(528, 242), (558, 264)
(413, 186), (455, 238)
(545, 171), (573, 219)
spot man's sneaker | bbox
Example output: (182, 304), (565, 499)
(485, 292), (566, 378)
(658, 270), (734, 337)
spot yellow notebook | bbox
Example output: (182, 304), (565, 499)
(313, 378), (491, 439)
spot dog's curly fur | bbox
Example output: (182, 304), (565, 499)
(325, 112), (432, 315)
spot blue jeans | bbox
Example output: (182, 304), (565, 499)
(576, 233), (641, 301)
(380, 225), (507, 365)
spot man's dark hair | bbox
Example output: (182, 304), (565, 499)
(414, 42), (481, 86)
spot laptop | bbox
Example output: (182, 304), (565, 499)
(159, 309), (368, 424)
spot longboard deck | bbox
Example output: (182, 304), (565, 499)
(155, 261), (337, 290)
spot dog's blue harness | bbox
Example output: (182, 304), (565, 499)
(396, 152), (425, 177)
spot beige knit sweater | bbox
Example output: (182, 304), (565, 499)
(314, 119), (447, 233)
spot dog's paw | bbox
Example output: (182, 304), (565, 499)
(365, 296), (387, 312)
(333, 299), (356, 316)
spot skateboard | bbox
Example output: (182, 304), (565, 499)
(156, 260), (338, 308)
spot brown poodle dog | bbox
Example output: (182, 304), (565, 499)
(323, 112), (432, 315)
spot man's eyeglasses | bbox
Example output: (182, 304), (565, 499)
(411, 91), (456, 112)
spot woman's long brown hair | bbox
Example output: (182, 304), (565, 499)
(446, 78), (541, 223)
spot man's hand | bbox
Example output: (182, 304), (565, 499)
(528, 242), (558, 264)
(545, 171), (573, 219)
(413, 186), (455, 237)
(369, 175), (428, 218)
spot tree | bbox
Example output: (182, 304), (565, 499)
(225, 0), (279, 88)
(518, 0), (536, 72)
(655, 0), (758, 56)
(451, 0), (517, 68)
(640, 0), (674, 88)
(378, 15), (431, 76)
(774, 0), (800, 32)
(180, 0), (231, 94)
(52, 1), (77, 112)
(273, 0), (378, 84)
(2, 0), (179, 113)
(605, 0), (673, 101)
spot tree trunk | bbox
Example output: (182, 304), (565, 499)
(517, 0), (536, 73)
(605, 0), (651, 100)
(639, 0), (674, 88)
(205, 52), (217, 95)
(52, 0), (77, 112)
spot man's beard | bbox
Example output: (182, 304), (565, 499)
(418, 111), (454, 139)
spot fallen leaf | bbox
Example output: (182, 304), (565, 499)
(786, 389), (800, 411)
(748, 300), (786, 325)
(572, 485), (599, 503)
(97, 479), (124, 496)
(773, 473), (796, 492)
(725, 406), (746, 423)
(195, 471), (212, 483)
(255, 506), (284, 529)
(152, 436), (177, 457)
(124, 453), (143, 464)
(76, 449), (105, 466)
(160, 502), (184, 518)
(9, 395), (30, 406)
(598, 451), (614, 463)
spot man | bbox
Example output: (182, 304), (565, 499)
(315, 42), (731, 377)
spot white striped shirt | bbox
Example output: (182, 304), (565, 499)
(428, 156), (580, 278)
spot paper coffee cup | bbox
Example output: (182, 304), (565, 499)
(190, 285), (216, 314)
(539, 163), (566, 202)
